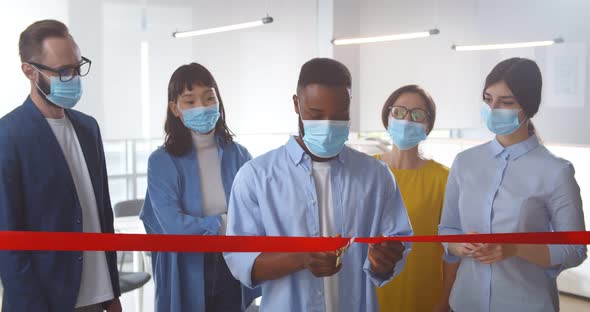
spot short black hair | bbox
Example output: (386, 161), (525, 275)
(297, 58), (351, 94)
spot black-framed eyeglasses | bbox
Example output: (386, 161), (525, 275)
(389, 106), (429, 122)
(29, 56), (92, 82)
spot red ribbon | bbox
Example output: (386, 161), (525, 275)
(0, 231), (588, 252)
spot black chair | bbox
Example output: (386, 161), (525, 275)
(113, 199), (151, 297)
(114, 199), (145, 217)
(114, 199), (145, 271)
(119, 271), (151, 294)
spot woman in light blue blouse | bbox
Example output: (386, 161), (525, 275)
(438, 57), (586, 312)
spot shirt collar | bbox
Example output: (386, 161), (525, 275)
(285, 136), (346, 165)
(489, 133), (540, 160)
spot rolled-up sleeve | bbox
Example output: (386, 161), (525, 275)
(223, 163), (265, 288)
(546, 163), (587, 277)
(438, 157), (463, 263)
(364, 166), (414, 287)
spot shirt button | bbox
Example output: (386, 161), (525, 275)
(76, 218), (81, 224)
(77, 256), (83, 261)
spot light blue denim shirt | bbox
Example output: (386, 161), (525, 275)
(439, 134), (587, 312)
(140, 137), (259, 311)
(224, 136), (413, 312)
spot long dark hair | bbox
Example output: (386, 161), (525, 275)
(483, 57), (542, 132)
(164, 63), (234, 156)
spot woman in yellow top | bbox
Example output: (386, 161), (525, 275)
(375, 85), (459, 312)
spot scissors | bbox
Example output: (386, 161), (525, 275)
(335, 237), (355, 267)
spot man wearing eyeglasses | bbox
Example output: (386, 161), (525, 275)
(0, 20), (121, 312)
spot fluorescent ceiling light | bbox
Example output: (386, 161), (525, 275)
(173, 16), (273, 38)
(332, 29), (439, 45)
(452, 38), (563, 51)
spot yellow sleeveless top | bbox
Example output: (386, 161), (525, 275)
(374, 155), (449, 312)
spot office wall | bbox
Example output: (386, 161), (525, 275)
(189, 0), (319, 135)
(2, 0), (589, 144)
(99, 0), (194, 140)
(0, 0), (68, 117)
(0, 0), (195, 140)
(333, 0), (361, 133)
(351, 0), (481, 132)
(345, 0), (590, 144)
(475, 0), (590, 144)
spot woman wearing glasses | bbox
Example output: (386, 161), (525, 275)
(374, 85), (458, 312)
(140, 63), (258, 312)
(439, 58), (586, 312)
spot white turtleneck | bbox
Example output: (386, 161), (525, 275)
(191, 131), (227, 234)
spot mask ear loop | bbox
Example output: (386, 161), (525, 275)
(174, 101), (189, 128)
(296, 97), (306, 138)
(517, 109), (530, 132)
(28, 65), (51, 97)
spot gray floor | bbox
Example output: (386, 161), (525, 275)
(0, 261), (588, 311)
(119, 271), (260, 311)
(117, 269), (590, 312)
(119, 253), (261, 311)
(121, 271), (590, 312)
(559, 293), (590, 311)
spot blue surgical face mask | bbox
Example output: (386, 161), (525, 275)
(301, 119), (350, 158)
(34, 68), (82, 109)
(180, 103), (220, 133)
(481, 104), (525, 135)
(387, 118), (427, 150)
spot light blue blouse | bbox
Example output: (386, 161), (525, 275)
(439, 134), (587, 312)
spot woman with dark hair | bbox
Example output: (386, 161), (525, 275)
(439, 58), (586, 312)
(374, 85), (457, 312)
(140, 63), (257, 311)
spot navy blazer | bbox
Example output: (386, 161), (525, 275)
(0, 97), (121, 312)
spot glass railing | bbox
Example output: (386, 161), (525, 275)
(104, 133), (590, 209)
(104, 139), (161, 205)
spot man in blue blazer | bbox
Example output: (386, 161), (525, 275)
(0, 20), (121, 312)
